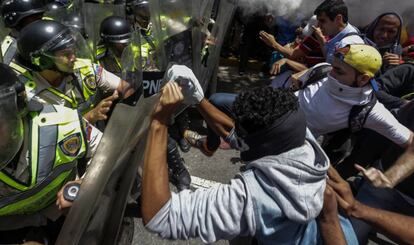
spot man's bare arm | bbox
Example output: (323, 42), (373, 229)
(196, 99), (234, 139)
(350, 201), (414, 244)
(141, 82), (183, 224)
(317, 185), (347, 245)
(328, 167), (414, 244)
(384, 133), (414, 187)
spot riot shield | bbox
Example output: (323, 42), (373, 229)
(120, 30), (143, 103)
(191, 0), (215, 81)
(56, 93), (159, 245)
(83, 3), (125, 60)
(149, 0), (194, 70)
(55, 31), (145, 245)
(199, 0), (237, 92)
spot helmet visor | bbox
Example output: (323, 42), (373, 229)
(39, 30), (94, 73)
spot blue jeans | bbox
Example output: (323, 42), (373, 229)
(206, 93), (237, 151)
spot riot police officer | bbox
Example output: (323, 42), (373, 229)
(0, 0), (46, 64)
(16, 20), (133, 124)
(0, 63), (102, 243)
(126, 0), (150, 31)
(17, 20), (191, 191)
(97, 15), (133, 77)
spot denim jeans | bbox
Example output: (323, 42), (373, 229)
(206, 93), (237, 151)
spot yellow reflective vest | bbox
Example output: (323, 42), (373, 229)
(0, 104), (87, 216)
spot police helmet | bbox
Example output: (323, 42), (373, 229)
(1, 0), (45, 28)
(62, 13), (86, 38)
(100, 16), (132, 44)
(17, 20), (75, 70)
(45, 1), (65, 12)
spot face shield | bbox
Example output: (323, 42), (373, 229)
(0, 86), (24, 169)
(36, 28), (94, 73)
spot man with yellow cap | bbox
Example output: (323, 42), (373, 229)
(297, 44), (414, 187)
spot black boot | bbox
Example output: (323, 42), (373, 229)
(167, 137), (191, 191)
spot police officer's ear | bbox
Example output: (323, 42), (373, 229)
(32, 55), (55, 70)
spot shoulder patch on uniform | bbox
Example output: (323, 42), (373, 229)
(59, 133), (82, 157)
(83, 74), (97, 90)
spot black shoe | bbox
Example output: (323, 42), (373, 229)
(178, 138), (191, 153)
(167, 138), (191, 191)
(168, 157), (191, 191)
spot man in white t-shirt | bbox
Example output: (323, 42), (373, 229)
(297, 44), (414, 187)
(313, 0), (364, 63)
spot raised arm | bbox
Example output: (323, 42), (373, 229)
(141, 82), (182, 224)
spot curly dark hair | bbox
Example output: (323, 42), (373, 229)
(233, 87), (299, 134)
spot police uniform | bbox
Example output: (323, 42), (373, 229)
(15, 59), (121, 115)
(96, 46), (123, 77)
(0, 103), (102, 229)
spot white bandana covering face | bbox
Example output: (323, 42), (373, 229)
(326, 74), (373, 106)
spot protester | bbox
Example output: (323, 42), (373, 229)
(259, 15), (325, 71)
(313, 0), (364, 63)
(365, 13), (404, 73)
(141, 79), (357, 244)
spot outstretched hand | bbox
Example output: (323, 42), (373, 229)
(259, 31), (278, 49)
(85, 91), (119, 124)
(355, 164), (393, 188)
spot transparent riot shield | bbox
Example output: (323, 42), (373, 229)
(54, 32), (145, 245)
(56, 94), (159, 245)
(149, 0), (194, 70)
(83, 3), (125, 60)
(191, 0), (215, 81)
(120, 30), (143, 104)
(199, 0), (237, 91)
(39, 29), (95, 71)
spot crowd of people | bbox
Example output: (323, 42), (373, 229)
(0, 0), (413, 244)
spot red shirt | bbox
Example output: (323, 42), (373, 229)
(298, 35), (325, 67)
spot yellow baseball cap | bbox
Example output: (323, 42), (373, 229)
(335, 44), (382, 78)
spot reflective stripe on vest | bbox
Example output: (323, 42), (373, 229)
(0, 105), (87, 215)
(19, 59), (98, 114)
